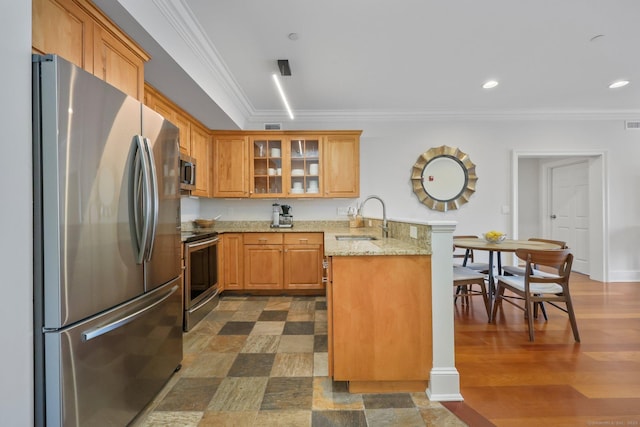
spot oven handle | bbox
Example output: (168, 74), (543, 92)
(186, 237), (219, 250)
(188, 288), (220, 313)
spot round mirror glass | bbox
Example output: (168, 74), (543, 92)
(422, 156), (466, 201)
(410, 146), (477, 212)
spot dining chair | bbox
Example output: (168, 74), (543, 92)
(453, 265), (491, 321)
(491, 248), (580, 342)
(501, 238), (567, 320)
(453, 235), (490, 273)
(502, 238), (567, 277)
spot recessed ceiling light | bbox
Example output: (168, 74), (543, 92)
(482, 80), (499, 89)
(609, 80), (630, 89)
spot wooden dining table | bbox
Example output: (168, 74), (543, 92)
(453, 238), (564, 310)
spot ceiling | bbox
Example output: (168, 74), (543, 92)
(94, 0), (640, 129)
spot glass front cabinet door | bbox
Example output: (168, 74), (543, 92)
(288, 137), (321, 197)
(250, 137), (283, 197)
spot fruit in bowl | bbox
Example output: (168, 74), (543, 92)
(484, 231), (506, 243)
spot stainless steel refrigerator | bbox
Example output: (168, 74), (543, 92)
(33, 55), (183, 426)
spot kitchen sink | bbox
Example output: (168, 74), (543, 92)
(334, 235), (378, 241)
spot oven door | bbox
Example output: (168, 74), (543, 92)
(184, 236), (219, 331)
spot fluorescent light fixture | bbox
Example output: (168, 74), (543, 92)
(609, 80), (630, 89)
(482, 80), (499, 89)
(272, 73), (294, 120)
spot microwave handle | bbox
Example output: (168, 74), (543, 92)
(189, 162), (196, 185)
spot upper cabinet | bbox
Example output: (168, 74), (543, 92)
(212, 134), (250, 198)
(145, 84), (192, 155)
(145, 84), (212, 197)
(287, 136), (322, 198)
(190, 123), (212, 198)
(324, 134), (360, 198)
(33, 0), (149, 100)
(250, 136), (284, 197)
(212, 130), (360, 199)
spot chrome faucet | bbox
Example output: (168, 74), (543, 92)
(358, 195), (389, 238)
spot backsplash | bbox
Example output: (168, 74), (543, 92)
(366, 218), (431, 250)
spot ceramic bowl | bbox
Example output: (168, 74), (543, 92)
(194, 219), (215, 228)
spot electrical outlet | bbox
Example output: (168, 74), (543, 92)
(336, 207), (349, 216)
(410, 225), (418, 239)
(368, 220), (372, 227)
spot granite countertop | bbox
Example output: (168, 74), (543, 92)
(186, 220), (430, 256)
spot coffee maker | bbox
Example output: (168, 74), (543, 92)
(271, 203), (293, 228)
(280, 204), (293, 228)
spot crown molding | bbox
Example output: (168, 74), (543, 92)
(247, 109), (640, 123)
(152, 0), (256, 119)
(151, 1), (640, 126)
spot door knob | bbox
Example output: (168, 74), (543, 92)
(550, 214), (557, 219)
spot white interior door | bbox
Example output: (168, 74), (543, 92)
(550, 161), (589, 274)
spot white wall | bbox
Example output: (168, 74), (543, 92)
(1, 2), (34, 425)
(518, 158), (541, 239)
(210, 117), (638, 281)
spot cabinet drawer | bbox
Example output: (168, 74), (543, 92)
(284, 233), (323, 245)
(243, 233), (283, 245)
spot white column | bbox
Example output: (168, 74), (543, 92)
(426, 221), (463, 401)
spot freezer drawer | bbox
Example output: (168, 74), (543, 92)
(43, 279), (182, 427)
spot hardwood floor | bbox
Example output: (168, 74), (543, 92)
(450, 272), (640, 426)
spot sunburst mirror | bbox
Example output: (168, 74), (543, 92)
(410, 145), (477, 212)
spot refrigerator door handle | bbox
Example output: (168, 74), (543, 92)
(128, 135), (152, 264)
(142, 137), (159, 261)
(81, 284), (179, 342)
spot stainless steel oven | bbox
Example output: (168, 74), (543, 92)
(183, 232), (219, 331)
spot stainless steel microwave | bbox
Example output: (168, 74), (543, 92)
(179, 154), (196, 191)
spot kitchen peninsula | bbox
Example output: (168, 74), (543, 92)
(200, 220), (433, 393)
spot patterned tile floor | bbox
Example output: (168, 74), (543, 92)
(132, 295), (466, 426)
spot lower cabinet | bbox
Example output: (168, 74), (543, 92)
(283, 233), (324, 290)
(221, 233), (243, 290)
(220, 232), (324, 291)
(244, 233), (284, 290)
(328, 255), (432, 393)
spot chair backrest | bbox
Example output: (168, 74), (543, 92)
(528, 238), (568, 249)
(453, 235), (480, 261)
(515, 248), (573, 288)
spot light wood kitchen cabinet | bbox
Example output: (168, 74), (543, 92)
(249, 136), (285, 197)
(92, 22), (145, 100)
(191, 123), (212, 197)
(213, 130), (360, 199)
(212, 134), (249, 198)
(243, 234), (283, 290)
(283, 233), (324, 290)
(144, 84), (192, 155)
(324, 134), (360, 198)
(33, 0), (149, 100)
(145, 84), (214, 197)
(221, 233), (243, 290)
(328, 255), (432, 393)
(286, 136), (322, 198)
(32, 0), (94, 72)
